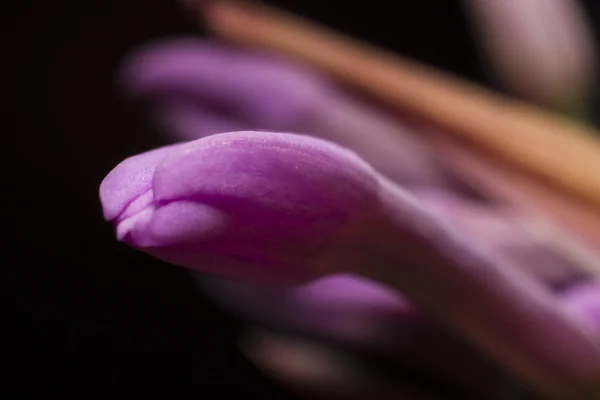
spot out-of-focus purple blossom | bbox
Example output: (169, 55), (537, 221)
(200, 273), (512, 398)
(119, 38), (449, 188)
(464, 0), (597, 112)
(564, 283), (600, 332)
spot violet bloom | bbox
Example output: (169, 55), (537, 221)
(101, 131), (379, 284)
(201, 274), (512, 398)
(119, 38), (449, 189)
(464, 0), (597, 114)
(100, 130), (600, 398)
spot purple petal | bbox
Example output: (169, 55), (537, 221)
(152, 131), (377, 214)
(200, 274), (413, 340)
(563, 282), (600, 332)
(100, 131), (380, 283)
(200, 273), (512, 396)
(99, 144), (181, 221)
(118, 200), (226, 247)
(419, 189), (591, 290)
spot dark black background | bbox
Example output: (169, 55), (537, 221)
(3, 0), (599, 397)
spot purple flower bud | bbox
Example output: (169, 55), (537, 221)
(100, 131), (379, 284)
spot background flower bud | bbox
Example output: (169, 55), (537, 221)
(464, 0), (597, 113)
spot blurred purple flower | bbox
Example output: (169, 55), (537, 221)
(465, 0), (597, 113)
